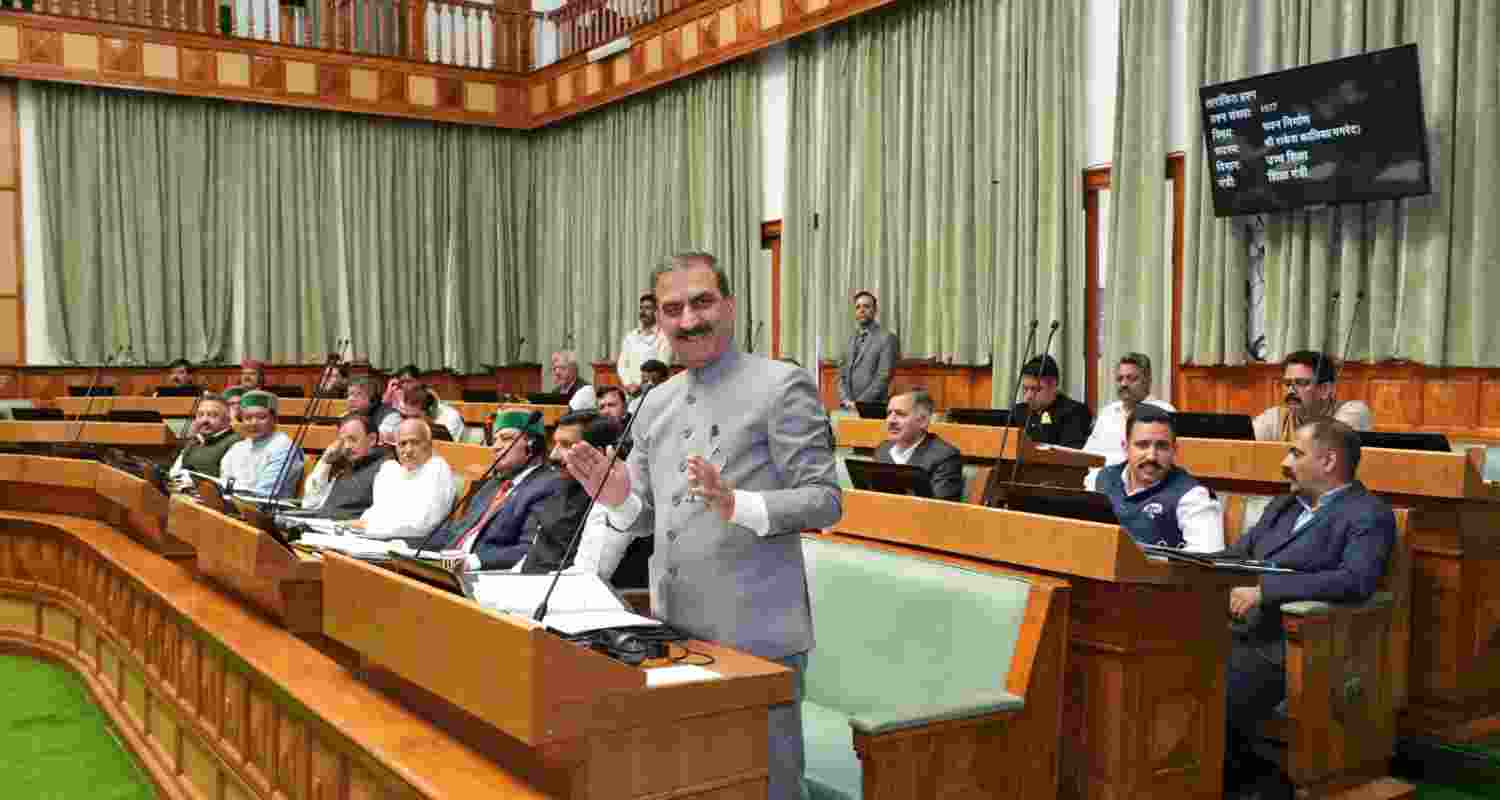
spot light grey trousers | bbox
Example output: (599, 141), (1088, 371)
(768, 653), (809, 800)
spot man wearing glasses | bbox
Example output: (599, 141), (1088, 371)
(1252, 350), (1372, 441)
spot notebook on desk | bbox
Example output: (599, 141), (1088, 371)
(11, 408), (65, 421)
(854, 402), (889, 420)
(1140, 545), (1298, 573)
(67, 386), (116, 397)
(107, 409), (164, 424)
(154, 385), (200, 398)
(462, 390), (500, 403)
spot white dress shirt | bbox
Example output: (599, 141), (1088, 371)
(617, 326), (673, 388)
(433, 402), (466, 442)
(1084, 397), (1176, 466)
(300, 456), (336, 510)
(219, 432), (303, 498)
(564, 383), (597, 412)
(1122, 465), (1225, 553)
(887, 434), (925, 465)
(359, 455), (459, 540)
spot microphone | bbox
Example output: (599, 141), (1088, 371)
(533, 382), (656, 624)
(262, 339), (347, 510)
(1318, 291), (1365, 419)
(748, 321), (765, 354)
(512, 336), (527, 363)
(412, 409), (544, 559)
(165, 386), (213, 484)
(70, 346), (123, 445)
(983, 320), (1038, 506)
(1004, 321), (1061, 496)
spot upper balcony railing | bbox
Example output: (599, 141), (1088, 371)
(539, 0), (685, 66)
(11, 0), (541, 72)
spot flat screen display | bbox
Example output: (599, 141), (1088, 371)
(1199, 43), (1430, 217)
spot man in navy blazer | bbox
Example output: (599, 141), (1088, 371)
(425, 410), (562, 572)
(1222, 418), (1395, 798)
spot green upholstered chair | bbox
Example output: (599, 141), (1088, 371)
(800, 535), (1037, 800)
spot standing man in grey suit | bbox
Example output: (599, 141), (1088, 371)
(564, 252), (842, 800)
(838, 290), (900, 410)
(875, 389), (965, 501)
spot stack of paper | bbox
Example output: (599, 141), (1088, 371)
(468, 572), (662, 634)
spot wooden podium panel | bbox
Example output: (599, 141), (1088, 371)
(0, 455), (188, 559)
(834, 489), (1245, 800)
(1176, 438), (1500, 740)
(167, 496), (323, 633)
(323, 553), (793, 798)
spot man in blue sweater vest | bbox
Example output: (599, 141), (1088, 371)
(1094, 404), (1224, 552)
(1221, 418), (1396, 799)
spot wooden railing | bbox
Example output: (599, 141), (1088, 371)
(17, 0), (538, 72)
(542, 0), (685, 65)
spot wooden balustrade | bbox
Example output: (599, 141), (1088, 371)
(12, 0), (538, 71)
(543, 0), (685, 65)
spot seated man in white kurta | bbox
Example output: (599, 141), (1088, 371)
(218, 390), (304, 498)
(353, 418), (459, 540)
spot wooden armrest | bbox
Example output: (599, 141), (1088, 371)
(849, 689), (1023, 736)
(1280, 591), (1393, 618)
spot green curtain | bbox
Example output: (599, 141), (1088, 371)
(1104, 0), (1174, 390)
(36, 83), (237, 365)
(31, 81), (533, 370)
(528, 58), (763, 384)
(1184, 0), (1500, 366)
(780, 0), (1086, 405)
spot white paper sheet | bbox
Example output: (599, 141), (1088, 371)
(645, 665), (722, 687)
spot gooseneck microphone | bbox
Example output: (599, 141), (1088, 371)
(412, 409), (544, 559)
(533, 382), (656, 624)
(70, 346), (124, 445)
(1004, 321), (1062, 494)
(262, 339), (348, 511)
(986, 320), (1039, 502)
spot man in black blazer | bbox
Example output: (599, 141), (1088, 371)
(1222, 418), (1396, 799)
(875, 389), (964, 501)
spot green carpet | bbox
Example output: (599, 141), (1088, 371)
(0, 655), (155, 799)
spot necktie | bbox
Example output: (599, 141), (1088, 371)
(452, 479), (514, 553)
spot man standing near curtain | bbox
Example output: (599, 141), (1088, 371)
(564, 252), (842, 800)
(838, 291), (899, 411)
(618, 292), (673, 398)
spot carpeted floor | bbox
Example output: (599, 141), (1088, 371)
(0, 655), (154, 799)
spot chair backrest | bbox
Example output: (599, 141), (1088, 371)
(800, 535), (1033, 715)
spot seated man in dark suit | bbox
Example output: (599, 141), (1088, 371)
(428, 411), (561, 571)
(1010, 354), (1093, 449)
(875, 389), (963, 501)
(1222, 418), (1396, 798)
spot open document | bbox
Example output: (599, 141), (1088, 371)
(467, 572), (661, 635)
(294, 527), (412, 560)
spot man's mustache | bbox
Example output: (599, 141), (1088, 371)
(1285, 394), (1300, 405)
(677, 324), (713, 340)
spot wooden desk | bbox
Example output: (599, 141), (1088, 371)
(450, 402), (569, 428)
(0, 420), (176, 448)
(54, 396), (349, 418)
(0, 454), (188, 559)
(1175, 438), (1500, 741)
(837, 418), (1103, 491)
(3, 455), (793, 799)
(834, 489), (1246, 800)
(0, 506), (548, 800)
(166, 495), (323, 634)
(324, 552), (793, 797)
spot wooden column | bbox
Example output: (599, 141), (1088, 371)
(0, 80), (23, 369)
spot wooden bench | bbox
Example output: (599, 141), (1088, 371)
(1223, 495), (1414, 798)
(800, 533), (1068, 799)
